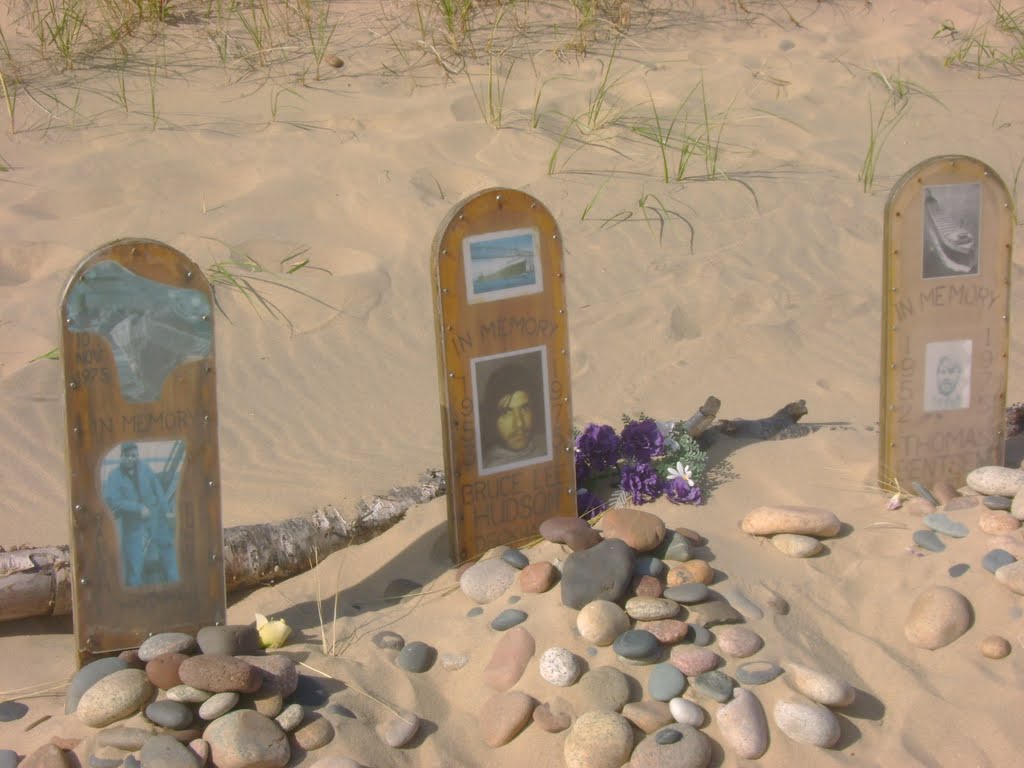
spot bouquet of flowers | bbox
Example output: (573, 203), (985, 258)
(574, 416), (708, 518)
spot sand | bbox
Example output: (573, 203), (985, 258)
(1, 0), (1023, 765)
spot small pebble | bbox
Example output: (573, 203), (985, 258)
(692, 670), (734, 703)
(948, 563), (970, 578)
(372, 631), (405, 651)
(395, 641), (435, 672)
(983, 495), (1013, 511)
(736, 661), (784, 685)
(325, 54), (344, 68)
(648, 663), (687, 701)
(466, 607), (484, 618)
(491, 609), (528, 631)
(538, 647), (581, 687)
(923, 513), (969, 538)
(690, 624), (713, 646)
(663, 584), (710, 604)
(501, 548), (530, 569)
(0, 702), (27, 722)
(507, 595), (521, 604)
(441, 653), (469, 671)
(912, 530), (945, 552)
(668, 697), (705, 727)
(981, 635), (1011, 659)
(275, 703), (305, 732)
(913, 481), (940, 507)
(982, 549), (1017, 573)
(612, 629), (661, 662)
(634, 556), (666, 578)
(145, 700), (193, 730)
(378, 711), (420, 748)
(198, 691), (239, 720)
(655, 727), (682, 745)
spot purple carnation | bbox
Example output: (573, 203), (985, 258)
(665, 476), (702, 505)
(620, 462), (663, 505)
(620, 419), (664, 463)
(576, 488), (605, 519)
(575, 423), (620, 473)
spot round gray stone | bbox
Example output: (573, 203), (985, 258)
(395, 641), (435, 672)
(689, 624), (713, 647)
(648, 663), (687, 702)
(664, 584), (710, 605)
(913, 530), (945, 552)
(560, 538), (636, 610)
(0, 750), (18, 768)
(984, 495), (1013, 511)
(138, 633), (197, 662)
(653, 531), (693, 562)
(634, 556), (666, 578)
(983, 549), (1017, 573)
(466, 607), (484, 618)
(145, 700), (193, 729)
(656, 727), (683, 745)
(196, 625), (261, 656)
(612, 629), (660, 661)
(371, 631), (405, 651)
(736, 661), (784, 685)
(692, 670), (734, 703)
(501, 548), (530, 569)
(490, 609), (528, 631)
(923, 513), (969, 538)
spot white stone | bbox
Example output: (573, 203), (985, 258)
(773, 695), (841, 748)
(668, 697), (705, 728)
(714, 626), (764, 658)
(460, 557), (518, 604)
(577, 600), (630, 646)
(539, 647), (582, 687)
(786, 662), (855, 707)
(625, 597), (680, 621)
(716, 688), (769, 759)
(967, 466), (1024, 498)
(772, 533), (823, 557)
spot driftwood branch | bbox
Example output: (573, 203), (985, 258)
(0, 470), (446, 624)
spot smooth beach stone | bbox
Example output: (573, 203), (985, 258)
(371, 630), (404, 651)
(982, 548), (1017, 573)
(237, 655), (298, 698)
(635, 555), (667, 578)
(77, 669), (155, 728)
(146, 653), (188, 691)
(178, 655), (261, 694)
(715, 626), (764, 658)
(539, 647), (582, 687)
(652, 531), (693, 562)
(613, 629), (661, 662)
(913, 530), (945, 552)
(465, 607), (484, 618)
(501, 548), (530, 569)
(196, 625), (261, 657)
(187, 740), (208, 767)
(577, 602), (630, 651)
(692, 671), (734, 703)
(629, 725), (712, 768)
(139, 735), (201, 768)
(0, 702), (25, 724)
(670, 647), (721, 677)
(97, 726), (154, 751)
(734, 661), (782, 686)
(943, 495), (983, 513)
(632, 574), (664, 598)
(0, 751), (18, 768)
(490, 609), (528, 631)
(980, 635), (1012, 659)
(689, 624), (713, 647)
(533, 697), (573, 733)
(948, 563), (969, 578)
(441, 653), (469, 671)
(786, 662), (855, 707)
(983, 495), (1013, 511)
(718, 587), (763, 621)
(539, 515), (602, 551)
(198, 692), (239, 720)
(664, 584), (710, 605)
(666, 560), (714, 586)
(165, 685), (212, 704)
(912, 481), (940, 507)
(716, 688), (769, 759)
(507, 595), (521, 605)
(656, 728), (682, 745)
(622, 700), (673, 733)
(967, 466), (1024, 497)
(669, 697), (705, 727)
(520, 561), (558, 593)
(979, 510), (1021, 534)
(639, 619), (691, 644)
(690, 600), (743, 628)
(626, 597), (680, 621)
(66, 658), (131, 714)
(145, 700), (193, 730)
(599, 507), (666, 552)
(994, 561), (1024, 595)
(563, 711), (633, 768)
(561, 538), (636, 609)
(139, 634), (197, 663)
(904, 586), (973, 649)
(771, 533), (823, 558)
(292, 714), (335, 751)
(249, 690), (284, 717)
(275, 703), (305, 733)
(395, 640), (435, 672)
(571, 666), (631, 713)
(460, 557), (518, 604)
(741, 506), (841, 537)
(480, 691), (537, 747)
(377, 710), (419, 748)
(648, 663), (687, 701)
(923, 513), (969, 538)
(483, 626), (535, 691)
(773, 695), (841, 747)
(203, 710), (289, 768)
(1013, 492), (1024, 520)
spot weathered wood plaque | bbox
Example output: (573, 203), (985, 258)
(880, 156), (1013, 490)
(433, 189), (576, 562)
(61, 239), (225, 664)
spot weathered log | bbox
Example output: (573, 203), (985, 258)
(0, 469), (446, 623)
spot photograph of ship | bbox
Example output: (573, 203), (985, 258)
(66, 261), (213, 402)
(922, 183), (980, 278)
(464, 228), (543, 303)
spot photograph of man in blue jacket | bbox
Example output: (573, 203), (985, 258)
(102, 441), (179, 587)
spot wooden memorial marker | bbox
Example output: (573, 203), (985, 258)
(432, 189), (576, 562)
(61, 239), (225, 664)
(880, 156), (1013, 490)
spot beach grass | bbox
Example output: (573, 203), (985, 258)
(937, 0), (1024, 76)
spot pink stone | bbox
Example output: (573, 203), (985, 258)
(483, 626), (535, 691)
(598, 508), (666, 552)
(631, 574), (664, 598)
(669, 647), (721, 676)
(942, 495), (983, 513)
(979, 511), (1021, 535)
(520, 561), (558, 593)
(638, 619), (690, 644)
(715, 626), (764, 658)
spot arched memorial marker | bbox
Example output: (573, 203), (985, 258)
(61, 239), (225, 665)
(880, 156), (1013, 490)
(432, 189), (576, 562)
